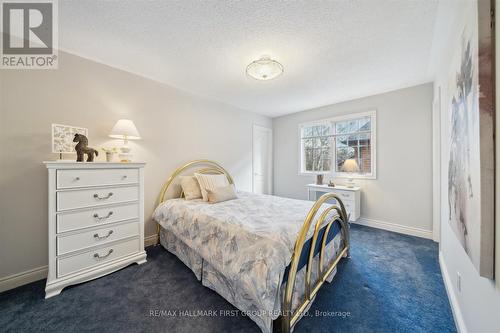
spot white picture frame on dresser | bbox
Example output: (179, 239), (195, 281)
(306, 183), (361, 221)
(44, 161), (147, 298)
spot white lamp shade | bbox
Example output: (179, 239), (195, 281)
(109, 119), (141, 140)
(341, 159), (360, 173)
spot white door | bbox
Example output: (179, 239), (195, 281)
(252, 125), (272, 194)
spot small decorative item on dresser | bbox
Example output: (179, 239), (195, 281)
(52, 124), (88, 160)
(102, 147), (118, 162)
(109, 119), (141, 163)
(73, 133), (98, 162)
(328, 180), (335, 187)
(316, 174), (324, 185)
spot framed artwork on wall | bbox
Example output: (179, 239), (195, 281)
(447, 0), (495, 278)
(51, 124), (88, 157)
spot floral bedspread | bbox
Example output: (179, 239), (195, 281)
(152, 192), (342, 329)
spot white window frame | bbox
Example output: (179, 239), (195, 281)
(298, 110), (377, 179)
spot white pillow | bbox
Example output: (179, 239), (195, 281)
(206, 185), (237, 203)
(194, 173), (229, 201)
(180, 176), (202, 200)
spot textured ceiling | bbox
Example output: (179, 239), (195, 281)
(59, 0), (439, 117)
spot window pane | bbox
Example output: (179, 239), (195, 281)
(336, 147), (350, 170)
(347, 135), (359, 148)
(310, 126), (317, 137)
(319, 137), (330, 149)
(336, 135), (348, 148)
(310, 137), (319, 148)
(302, 127), (312, 138)
(321, 125), (331, 136)
(303, 138), (313, 148)
(322, 147), (331, 165)
(311, 148), (320, 171)
(347, 119), (359, 133)
(304, 148), (313, 171)
(312, 125), (328, 137)
(302, 124), (331, 138)
(335, 121), (348, 134)
(359, 145), (371, 173)
(302, 128), (331, 172)
(358, 133), (370, 146)
(359, 117), (371, 131)
(333, 116), (373, 175)
(322, 157), (331, 171)
(314, 126), (319, 136)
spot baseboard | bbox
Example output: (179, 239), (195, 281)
(439, 251), (467, 333)
(354, 217), (433, 239)
(1, 235), (158, 293)
(144, 234), (158, 246)
(0, 265), (48, 293)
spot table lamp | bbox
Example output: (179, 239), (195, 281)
(109, 119), (141, 162)
(341, 158), (359, 188)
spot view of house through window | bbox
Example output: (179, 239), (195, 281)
(300, 111), (376, 178)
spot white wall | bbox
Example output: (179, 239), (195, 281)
(273, 83), (434, 238)
(433, 1), (500, 332)
(0, 51), (271, 288)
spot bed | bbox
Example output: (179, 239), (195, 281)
(152, 160), (350, 333)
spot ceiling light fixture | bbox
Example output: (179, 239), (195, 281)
(246, 55), (284, 81)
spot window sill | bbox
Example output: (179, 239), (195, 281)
(298, 171), (330, 176)
(334, 173), (376, 180)
(298, 171), (377, 180)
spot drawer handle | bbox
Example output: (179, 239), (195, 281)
(93, 211), (113, 220)
(93, 192), (113, 200)
(122, 175), (128, 180)
(341, 193), (349, 197)
(74, 177), (80, 181)
(94, 249), (113, 259)
(94, 230), (114, 240)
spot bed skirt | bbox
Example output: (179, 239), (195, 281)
(159, 227), (343, 333)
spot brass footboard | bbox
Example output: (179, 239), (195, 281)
(280, 192), (350, 333)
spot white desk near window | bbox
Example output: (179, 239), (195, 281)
(306, 184), (361, 222)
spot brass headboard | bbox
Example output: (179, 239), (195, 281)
(155, 159), (234, 244)
(157, 159), (234, 204)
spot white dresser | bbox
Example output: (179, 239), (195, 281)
(306, 183), (361, 221)
(44, 161), (147, 298)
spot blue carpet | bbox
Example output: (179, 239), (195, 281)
(0, 225), (456, 333)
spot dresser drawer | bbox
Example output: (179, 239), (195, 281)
(327, 198), (353, 211)
(57, 238), (140, 277)
(57, 168), (139, 189)
(342, 200), (354, 213)
(57, 221), (140, 256)
(334, 190), (355, 201)
(57, 186), (139, 211)
(57, 203), (139, 233)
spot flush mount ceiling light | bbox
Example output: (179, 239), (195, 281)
(246, 55), (284, 81)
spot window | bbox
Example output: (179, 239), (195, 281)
(299, 111), (376, 178)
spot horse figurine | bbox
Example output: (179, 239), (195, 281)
(73, 133), (99, 162)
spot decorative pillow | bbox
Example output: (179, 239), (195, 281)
(180, 176), (202, 200)
(194, 173), (229, 201)
(206, 185), (237, 203)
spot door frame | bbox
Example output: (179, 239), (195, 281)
(432, 86), (442, 243)
(252, 124), (273, 194)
